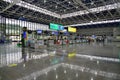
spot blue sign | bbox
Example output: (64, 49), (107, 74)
(52, 31), (58, 35)
(59, 25), (64, 30)
(64, 32), (69, 35)
(37, 30), (42, 34)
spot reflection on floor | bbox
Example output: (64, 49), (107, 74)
(0, 42), (120, 80)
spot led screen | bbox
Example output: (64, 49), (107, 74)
(37, 30), (42, 34)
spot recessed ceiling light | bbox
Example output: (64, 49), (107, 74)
(68, 1), (71, 4)
(76, 73), (78, 77)
(56, 74), (58, 79)
(91, 2), (94, 5)
(54, 68), (56, 70)
(95, 71), (98, 75)
(91, 77), (93, 80)
(33, 76), (36, 80)
(55, 5), (58, 9)
(76, 6), (78, 9)
(90, 21), (93, 23)
(64, 70), (67, 74)
(97, 61), (99, 64)
(44, 0), (46, 3)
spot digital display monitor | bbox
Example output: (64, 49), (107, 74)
(52, 31), (58, 35)
(64, 32), (69, 35)
(52, 31), (55, 34)
(37, 30), (42, 34)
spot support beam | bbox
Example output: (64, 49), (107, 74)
(1, 0), (21, 13)
(0, 3), (14, 13)
(73, 0), (98, 20)
(3, 0), (120, 19)
(100, 0), (114, 18)
(65, 19), (120, 27)
(61, 3), (120, 18)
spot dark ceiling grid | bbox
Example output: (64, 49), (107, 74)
(52, 0), (75, 14)
(66, 15), (89, 25)
(110, 9), (119, 18)
(95, 12), (106, 21)
(64, 0), (98, 23)
(6, 8), (54, 25)
(100, 10), (112, 21)
(72, 16), (83, 24)
(113, 0), (120, 17)
(12, 6), (21, 13)
(63, 18), (69, 25)
(100, 0), (114, 19)
(74, 0), (99, 21)
(65, 18), (74, 25)
(24, 1), (41, 17)
(0, 1), (10, 11)
(78, 15), (89, 22)
(89, 0), (105, 21)
(62, 18), (71, 25)
(0, 0), (120, 26)
(73, 15), (88, 24)
(75, 0), (99, 22)
(70, 16), (79, 24)
(5, 5), (17, 12)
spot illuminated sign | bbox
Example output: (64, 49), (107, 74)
(52, 31), (58, 35)
(68, 27), (76, 32)
(59, 25), (64, 30)
(50, 23), (64, 30)
(50, 23), (59, 30)
(37, 30), (42, 34)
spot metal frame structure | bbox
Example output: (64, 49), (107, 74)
(0, 0), (120, 26)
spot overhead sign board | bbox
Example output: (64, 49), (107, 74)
(50, 23), (64, 30)
(68, 27), (76, 32)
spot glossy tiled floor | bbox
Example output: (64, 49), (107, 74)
(0, 42), (120, 80)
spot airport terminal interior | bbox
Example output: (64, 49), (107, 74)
(0, 0), (120, 80)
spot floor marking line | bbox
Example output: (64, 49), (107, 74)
(76, 54), (120, 62)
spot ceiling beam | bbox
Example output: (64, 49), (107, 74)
(61, 2), (120, 18)
(3, 0), (120, 19)
(73, 0), (99, 20)
(1, 0), (21, 13)
(65, 19), (120, 27)
(100, 0), (114, 18)
(0, 3), (14, 13)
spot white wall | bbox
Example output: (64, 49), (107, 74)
(0, 16), (49, 30)
(5, 18), (49, 30)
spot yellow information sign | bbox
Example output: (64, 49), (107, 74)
(68, 27), (76, 32)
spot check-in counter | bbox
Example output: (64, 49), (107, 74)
(30, 40), (45, 48)
(48, 40), (54, 46)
